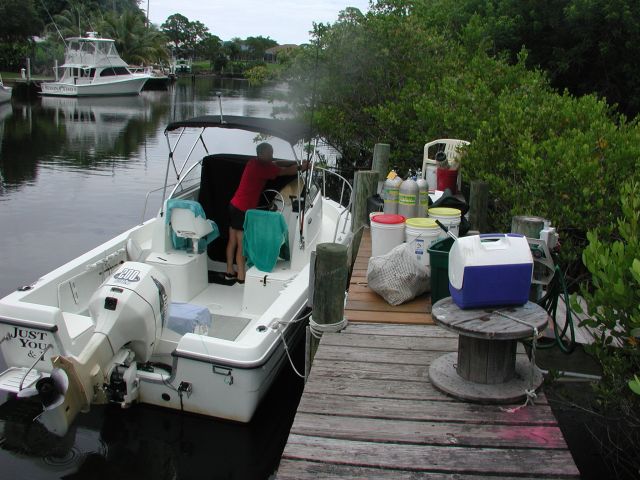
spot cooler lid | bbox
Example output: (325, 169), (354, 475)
(371, 214), (406, 225)
(405, 218), (438, 228)
(428, 207), (461, 217)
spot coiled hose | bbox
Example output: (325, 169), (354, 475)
(535, 264), (576, 353)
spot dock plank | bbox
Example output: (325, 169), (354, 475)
(289, 412), (568, 449)
(277, 460), (548, 480)
(282, 435), (579, 478)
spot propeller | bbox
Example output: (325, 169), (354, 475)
(17, 368), (69, 411)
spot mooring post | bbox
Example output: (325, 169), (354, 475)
(469, 180), (489, 232)
(352, 170), (379, 233)
(372, 143), (390, 194)
(308, 243), (349, 367)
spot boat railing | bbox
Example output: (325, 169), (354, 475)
(141, 183), (176, 223)
(315, 166), (353, 240)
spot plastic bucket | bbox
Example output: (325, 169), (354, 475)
(428, 237), (454, 305)
(370, 214), (406, 257)
(405, 218), (441, 269)
(428, 207), (461, 240)
(436, 168), (458, 194)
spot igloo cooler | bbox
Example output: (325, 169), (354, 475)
(448, 233), (533, 309)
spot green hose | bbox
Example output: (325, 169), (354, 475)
(535, 264), (576, 353)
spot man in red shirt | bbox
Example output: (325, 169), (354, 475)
(226, 142), (309, 283)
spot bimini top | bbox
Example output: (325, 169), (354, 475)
(165, 115), (309, 145)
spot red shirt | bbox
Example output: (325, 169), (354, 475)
(230, 158), (280, 212)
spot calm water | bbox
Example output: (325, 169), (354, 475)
(0, 78), (304, 479)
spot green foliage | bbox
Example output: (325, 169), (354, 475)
(575, 181), (640, 405)
(245, 65), (269, 85)
(99, 10), (168, 65)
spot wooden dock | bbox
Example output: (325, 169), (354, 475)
(346, 229), (433, 325)
(277, 323), (580, 479)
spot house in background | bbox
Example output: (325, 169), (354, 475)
(264, 44), (298, 63)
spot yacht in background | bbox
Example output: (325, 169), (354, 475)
(41, 32), (149, 97)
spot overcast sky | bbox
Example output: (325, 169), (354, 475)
(146, 0), (371, 45)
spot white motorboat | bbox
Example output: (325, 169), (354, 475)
(0, 76), (12, 104)
(0, 114), (353, 435)
(41, 32), (150, 97)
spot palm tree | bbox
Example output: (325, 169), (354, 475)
(99, 10), (168, 65)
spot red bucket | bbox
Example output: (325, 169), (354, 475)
(437, 168), (458, 194)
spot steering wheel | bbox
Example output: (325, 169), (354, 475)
(261, 189), (285, 213)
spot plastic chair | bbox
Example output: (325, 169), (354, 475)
(166, 199), (220, 253)
(422, 139), (470, 192)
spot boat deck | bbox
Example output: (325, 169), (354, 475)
(276, 322), (580, 479)
(346, 229), (433, 325)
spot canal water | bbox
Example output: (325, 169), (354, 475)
(0, 78), (305, 479)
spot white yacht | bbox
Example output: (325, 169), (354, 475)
(0, 114), (353, 436)
(0, 76), (12, 104)
(41, 33), (150, 97)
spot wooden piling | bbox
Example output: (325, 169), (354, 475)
(371, 143), (390, 193)
(469, 180), (489, 232)
(352, 170), (379, 234)
(308, 243), (349, 363)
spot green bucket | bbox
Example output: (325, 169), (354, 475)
(428, 237), (454, 305)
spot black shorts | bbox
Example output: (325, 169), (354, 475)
(228, 204), (246, 230)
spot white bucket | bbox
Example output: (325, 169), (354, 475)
(428, 207), (461, 240)
(370, 214), (406, 257)
(405, 218), (441, 269)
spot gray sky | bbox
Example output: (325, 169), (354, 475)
(146, 1), (371, 45)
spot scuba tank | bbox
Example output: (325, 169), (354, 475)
(398, 173), (419, 218)
(383, 169), (401, 214)
(416, 169), (428, 218)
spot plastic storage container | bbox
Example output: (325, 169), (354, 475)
(405, 218), (441, 269)
(370, 214), (406, 257)
(427, 237), (454, 305)
(448, 234), (533, 309)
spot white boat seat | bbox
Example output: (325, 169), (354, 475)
(166, 199), (220, 253)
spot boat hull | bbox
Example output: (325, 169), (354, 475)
(0, 86), (11, 104)
(41, 76), (149, 97)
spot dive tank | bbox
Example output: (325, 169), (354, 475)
(398, 175), (419, 219)
(383, 170), (401, 214)
(416, 170), (429, 218)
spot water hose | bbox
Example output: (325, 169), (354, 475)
(535, 263), (576, 353)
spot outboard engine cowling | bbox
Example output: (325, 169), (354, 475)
(89, 262), (170, 362)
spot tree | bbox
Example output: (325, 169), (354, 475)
(0, 0), (43, 43)
(99, 10), (168, 64)
(161, 14), (211, 58)
(243, 36), (278, 60)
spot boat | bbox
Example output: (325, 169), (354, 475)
(130, 65), (171, 90)
(40, 32), (150, 97)
(0, 75), (12, 104)
(0, 114), (353, 436)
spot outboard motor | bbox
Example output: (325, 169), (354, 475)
(36, 262), (170, 435)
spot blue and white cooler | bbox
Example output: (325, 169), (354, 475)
(448, 234), (533, 309)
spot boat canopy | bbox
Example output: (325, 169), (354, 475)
(165, 115), (309, 146)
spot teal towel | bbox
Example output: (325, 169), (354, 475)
(166, 199), (219, 253)
(243, 209), (290, 272)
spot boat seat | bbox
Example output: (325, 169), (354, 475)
(243, 209), (289, 273)
(166, 199), (219, 254)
